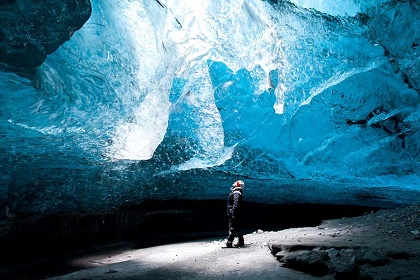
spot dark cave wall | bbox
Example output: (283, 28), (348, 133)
(0, 0), (91, 77)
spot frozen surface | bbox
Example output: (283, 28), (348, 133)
(0, 0), (419, 214)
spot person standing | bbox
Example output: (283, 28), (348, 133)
(226, 180), (245, 248)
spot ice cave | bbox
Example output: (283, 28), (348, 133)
(0, 0), (419, 278)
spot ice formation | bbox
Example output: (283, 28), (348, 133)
(0, 0), (419, 214)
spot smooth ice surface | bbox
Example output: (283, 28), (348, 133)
(0, 0), (419, 214)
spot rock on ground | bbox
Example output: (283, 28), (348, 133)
(269, 204), (420, 280)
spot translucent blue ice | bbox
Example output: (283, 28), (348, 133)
(1, 0), (419, 214)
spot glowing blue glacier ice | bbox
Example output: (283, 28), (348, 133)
(0, 0), (419, 214)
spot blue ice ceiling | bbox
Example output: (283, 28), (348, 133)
(1, 0), (419, 214)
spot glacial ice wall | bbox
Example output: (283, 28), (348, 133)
(0, 0), (419, 214)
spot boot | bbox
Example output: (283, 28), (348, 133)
(226, 241), (233, 248)
(234, 240), (244, 247)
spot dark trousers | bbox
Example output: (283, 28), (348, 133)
(227, 215), (244, 243)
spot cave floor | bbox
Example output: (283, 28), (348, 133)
(3, 204), (418, 280)
(44, 234), (325, 280)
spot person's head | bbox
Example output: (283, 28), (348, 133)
(232, 180), (245, 189)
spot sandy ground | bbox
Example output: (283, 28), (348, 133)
(45, 204), (420, 280)
(47, 234), (324, 280)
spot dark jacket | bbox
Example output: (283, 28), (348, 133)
(227, 187), (243, 217)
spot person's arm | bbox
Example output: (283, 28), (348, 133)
(227, 197), (231, 216)
(232, 192), (241, 217)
